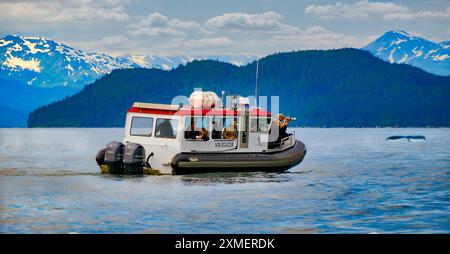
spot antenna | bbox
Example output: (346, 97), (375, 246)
(255, 59), (259, 107)
(221, 91), (225, 107)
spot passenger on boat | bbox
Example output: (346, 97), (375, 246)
(278, 114), (290, 140)
(198, 128), (209, 141)
(223, 120), (237, 140)
(267, 115), (291, 149)
(185, 119), (209, 141)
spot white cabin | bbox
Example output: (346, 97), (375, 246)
(123, 101), (288, 174)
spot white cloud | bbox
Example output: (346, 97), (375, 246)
(305, 1), (450, 21)
(305, 1), (409, 20)
(0, 0), (130, 22)
(47, 6), (129, 22)
(129, 27), (185, 36)
(0, 2), (55, 22)
(205, 11), (299, 34)
(264, 26), (364, 50)
(384, 7), (450, 20)
(128, 12), (200, 36)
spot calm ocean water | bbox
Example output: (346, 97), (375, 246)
(0, 128), (449, 233)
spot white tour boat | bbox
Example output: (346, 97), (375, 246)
(96, 92), (306, 175)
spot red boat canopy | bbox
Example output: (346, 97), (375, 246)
(128, 102), (271, 117)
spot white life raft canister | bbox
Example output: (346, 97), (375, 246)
(189, 91), (220, 109)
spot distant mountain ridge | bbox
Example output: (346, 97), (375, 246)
(28, 49), (450, 128)
(363, 30), (449, 76)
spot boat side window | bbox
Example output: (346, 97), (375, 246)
(155, 118), (178, 139)
(184, 117), (210, 141)
(251, 117), (271, 132)
(130, 116), (154, 136)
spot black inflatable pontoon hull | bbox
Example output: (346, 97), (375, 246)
(171, 140), (306, 174)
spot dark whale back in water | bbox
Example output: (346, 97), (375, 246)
(386, 135), (426, 141)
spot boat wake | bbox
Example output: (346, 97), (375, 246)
(0, 168), (100, 177)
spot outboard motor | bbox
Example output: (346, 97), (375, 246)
(104, 141), (125, 174)
(123, 143), (145, 174)
(96, 148), (109, 174)
(96, 148), (106, 166)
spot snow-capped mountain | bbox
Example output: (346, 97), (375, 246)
(0, 35), (257, 88)
(0, 35), (139, 88)
(126, 54), (257, 70)
(363, 30), (449, 76)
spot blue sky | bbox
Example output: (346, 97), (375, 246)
(1, 0), (449, 56)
